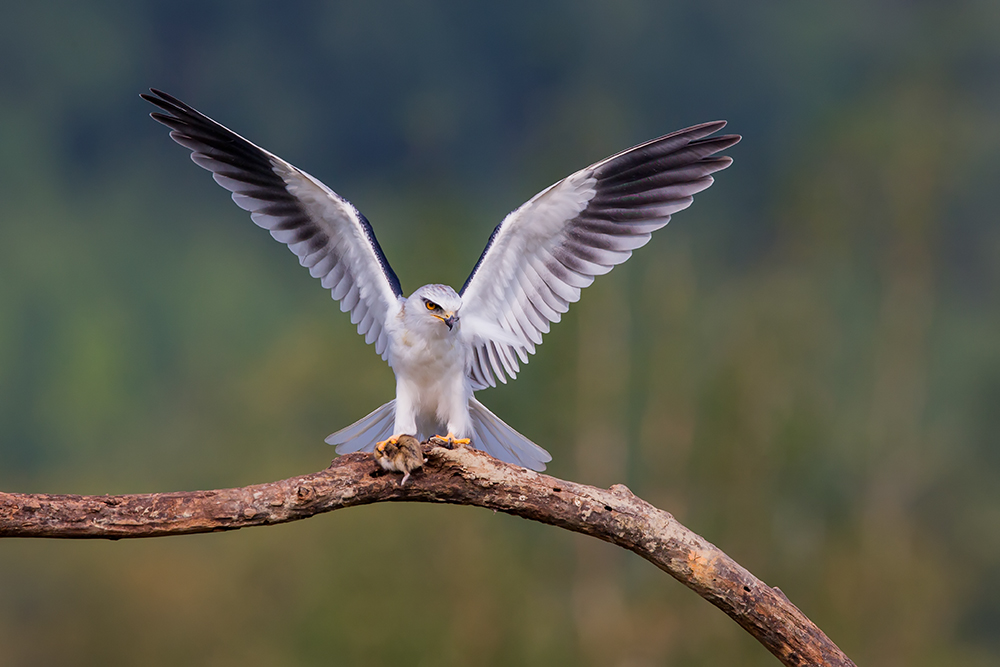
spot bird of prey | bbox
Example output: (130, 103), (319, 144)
(143, 89), (739, 472)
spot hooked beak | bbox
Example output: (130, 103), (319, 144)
(443, 312), (458, 330)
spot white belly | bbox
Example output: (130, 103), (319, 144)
(389, 331), (472, 438)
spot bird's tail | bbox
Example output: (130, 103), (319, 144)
(325, 399), (396, 454)
(325, 397), (552, 472)
(469, 397), (551, 472)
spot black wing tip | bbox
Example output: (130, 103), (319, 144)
(690, 134), (742, 157)
(140, 88), (169, 107)
(671, 121), (741, 146)
(695, 119), (728, 132)
(143, 88), (180, 106)
(699, 129), (742, 147)
(702, 120), (741, 148)
(680, 120), (740, 143)
(663, 120), (728, 140)
(141, 90), (181, 118)
(146, 111), (177, 129)
(141, 88), (208, 125)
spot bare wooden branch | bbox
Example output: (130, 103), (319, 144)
(0, 444), (854, 667)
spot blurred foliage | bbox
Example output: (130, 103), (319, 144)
(1, 1), (999, 665)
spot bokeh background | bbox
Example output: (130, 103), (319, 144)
(1, 1), (998, 665)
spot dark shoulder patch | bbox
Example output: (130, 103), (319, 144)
(356, 211), (403, 297)
(460, 221), (504, 296)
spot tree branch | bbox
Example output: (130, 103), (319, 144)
(0, 444), (854, 667)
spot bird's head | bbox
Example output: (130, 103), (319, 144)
(406, 284), (462, 335)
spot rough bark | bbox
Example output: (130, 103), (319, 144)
(0, 443), (854, 667)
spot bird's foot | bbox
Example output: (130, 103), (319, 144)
(374, 436), (399, 456)
(428, 433), (471, 449)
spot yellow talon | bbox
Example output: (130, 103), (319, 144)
(429, 433), (471, 448)
(375, 437), (398, 455)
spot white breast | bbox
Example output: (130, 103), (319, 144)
(392, 331), (466, 395)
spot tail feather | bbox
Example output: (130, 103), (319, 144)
(325, 397), (551, 471)
(469, 398), (551, 471)
(325, 400), (396, 454)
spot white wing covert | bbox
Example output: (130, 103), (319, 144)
(459, 122), (740, 389)
(143, 89), (403, 359)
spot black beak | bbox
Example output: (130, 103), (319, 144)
(444, 314), (457, 330)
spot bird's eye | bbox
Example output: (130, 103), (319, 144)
(425, 301), (437, 311)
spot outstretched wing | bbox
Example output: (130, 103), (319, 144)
(460, 122), (740, 388)
(143, 89), (403, 359)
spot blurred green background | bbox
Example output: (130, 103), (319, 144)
(1, 1), (998, 665)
